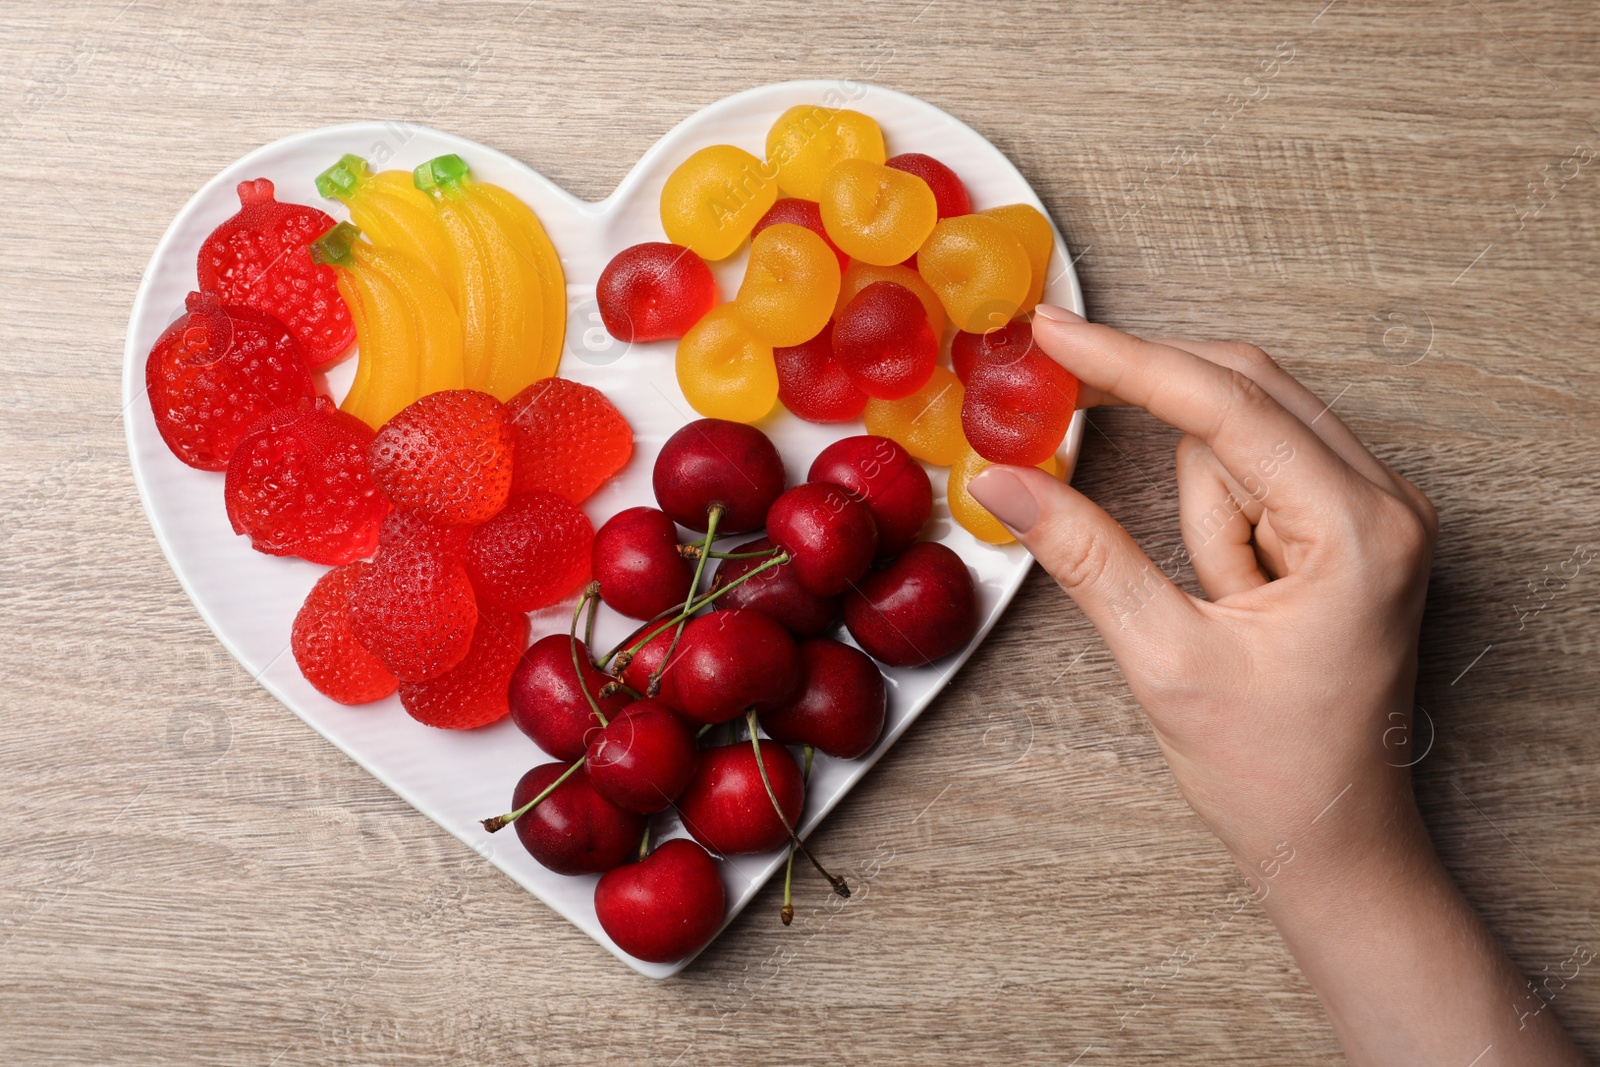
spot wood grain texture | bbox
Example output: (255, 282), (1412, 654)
(3, 1), (1598, 1063)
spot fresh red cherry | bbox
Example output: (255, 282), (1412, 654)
(711, 537), (840, 638)
(652, 419), (786, 534)
(765, 482), (878, 596)
(594, 838), (726, 963)
(508, 635), (632, 760)
(807, 435), (932, 559)
(617, 623), (683, 709)
(672, 609), (801, 725)
(511, 762), (644, 876)
(760, 638), (887, 759)
(584, 700), (699, 814)
(843, 541), (979, 667)
(593, 506), (694, 621)
(676, 738), (805, 855)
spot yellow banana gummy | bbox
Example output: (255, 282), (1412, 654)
(316, 155), (455, 296)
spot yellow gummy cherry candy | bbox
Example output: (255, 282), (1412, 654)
(819, 159), (938, 267)
(917, 214), (1032, 333)
(661, 145), (778, 261)
(676, 304), (779, 423)
(735, 223), (842, 347)
(864, 366), (966, 467)
(981, 204), (1054, 312)
(834, 260), (946, 337)
(948, 445), (1065, 545)
(765, 105), (886, 200)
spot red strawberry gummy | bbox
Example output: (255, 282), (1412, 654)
(962, 348), (1080, 467)
(291, 562), (397, 705)
(596, 242), (717, 343)
(367, 390), (515, 526)
(885, 153), (971, 219)
(348, 540), (479, 683)
(753, 198), (850, 272)
(465, 490), (593, 612)
(505, 377), (633, 503)
(950, 317), (1040, 384)
(774, 321), (868, 423)
(197, 178), (354, 368)
(224, 396), (389, 565)
(377, 507), (472, 561)
(831, 281), (938, 400)
(398, 606), (529, 729)
(145, 292), (317, 471)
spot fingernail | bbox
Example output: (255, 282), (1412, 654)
(1032, 303), (1085, 324)
(968, 468), (1039, 533)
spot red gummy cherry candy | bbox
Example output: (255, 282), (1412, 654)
(885, 153), (971, 219)
(224, 396), (388, 565)
(505, 376), (633, 503)
(676, 739), (804, 855)
(594, 838), (725, 963)
(368, 389), (514, 526)
(398, 607), (529, 729)
(807, 435), (932, 560)
(197, 178), (353, 368)
(760, 638), (886, 759)
(765, 482), (878, 596)
(596, 242), (717, 343)
(291, 561), (397, 706)
(348, 541), (478, 683)
(843, 541), (979, 668)
(652, 419), (786, 534)
(711, 536), (840, 639)
(961, 349), (1080, 467)
(514, 762), (645, 877)
(592, 506), (695, 621)
(752, 198), (850, 272)
(773, 321), (868, 424)
(832, 281), (938, 400)
(671, 609), (801, 725)
(950, 318), (1040, 384)
(508, 635), (632, 761)
(146, 292), (316, 471)
(464, 491), (593, 612)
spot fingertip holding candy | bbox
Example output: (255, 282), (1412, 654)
(950, 448), (1062, 544)
(962, 348), (1079, 467)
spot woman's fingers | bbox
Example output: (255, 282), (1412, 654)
(1175, 434), (1270, 600)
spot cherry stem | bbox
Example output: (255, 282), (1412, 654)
(745, 710), (849, 900)
(594, 549), (791, 671)
(480, 758), (584, 833)
(677, 544), (780, 562)
(637, 824), (651, 862)
(780, 745), (814, 927)
(599, 680), (644, 701)
(584, 580), (600, 648)
(648, 505), (723, 698)
(569, 587), (608, 728)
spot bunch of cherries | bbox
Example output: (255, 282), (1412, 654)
(482, 417), (980, 963)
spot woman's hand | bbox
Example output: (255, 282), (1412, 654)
(969, 304), (1585, 1066)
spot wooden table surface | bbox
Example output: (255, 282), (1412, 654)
(4, 1), (1598, 1063)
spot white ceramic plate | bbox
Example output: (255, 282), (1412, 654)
(122, 81), (1084, 978)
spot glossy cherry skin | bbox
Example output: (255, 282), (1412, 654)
(584, 700), (699, 814)
(843, 542), (979, 668)
(765, 482), (878, 596)
(594, 838), (726, 964)
(508, 635), (632, 760)
(617, 623), (683, 709)
(807, 435), (932, 559)
(512, 762), (645, 876)
(652, 419), (786, 533)
(593, 506), (694, 621)
(760, 638), (887, 759)
(676, 739), (804, 855)
(672, 609), (801, 725)
(711, 536), (841, 639)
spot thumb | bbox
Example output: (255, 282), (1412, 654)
(968, 465), (1199, 655)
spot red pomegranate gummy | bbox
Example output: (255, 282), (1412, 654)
(506, 376), (633, 502)
(145, 292), (316, 471)
(398, 607), (529, 729)
(367, 389), (515, 526)
(348, 540), (478, 683)
(224, 396), (388, 565)
(291, 561), (398, 705)
(464, 491), (593, 612)
(595, 241), (717, 343)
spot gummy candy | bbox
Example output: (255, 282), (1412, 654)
(807, 434), (932, 559)
(377, 507), (472, 561)
(962, 347), (1079, 466)
(765, 105), (886, 200)
(458, 177), (569, 383)
(464, 490), (593, 612)
(224, 396), (389, 566)
(316, 155), (454, 295)
(398, 606), (529, 730)
(982, 204), (1053, 312)
(311, 222), (465, 430)
(885, 153), (971, 219)
(197, 178), (354, 369)
(916, 215), (1032, 334)
(819, 159), (938, 266)
(349, 538), (479, 683)
(948, 445), (1065, 545)
(752, 198), (849, 271)
(863, 365), (966, 467)
(831, 281), (937, 400)
(660, 145), (777, 261)
(675, 304), (780, 422)
(735, 223), (841, 347)
(833, 260), (945, 337)
(596, 242), (716, 343)
(367, 389), (515, 526)
(774, 322), (867, 423)
(145, 291), (315, 471)
(291, 562), (397, 705)
(505, 376), (633, 502)
(950, 317), (1040, 384)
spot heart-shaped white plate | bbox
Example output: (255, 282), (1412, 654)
(123, 81), (1084, 977)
